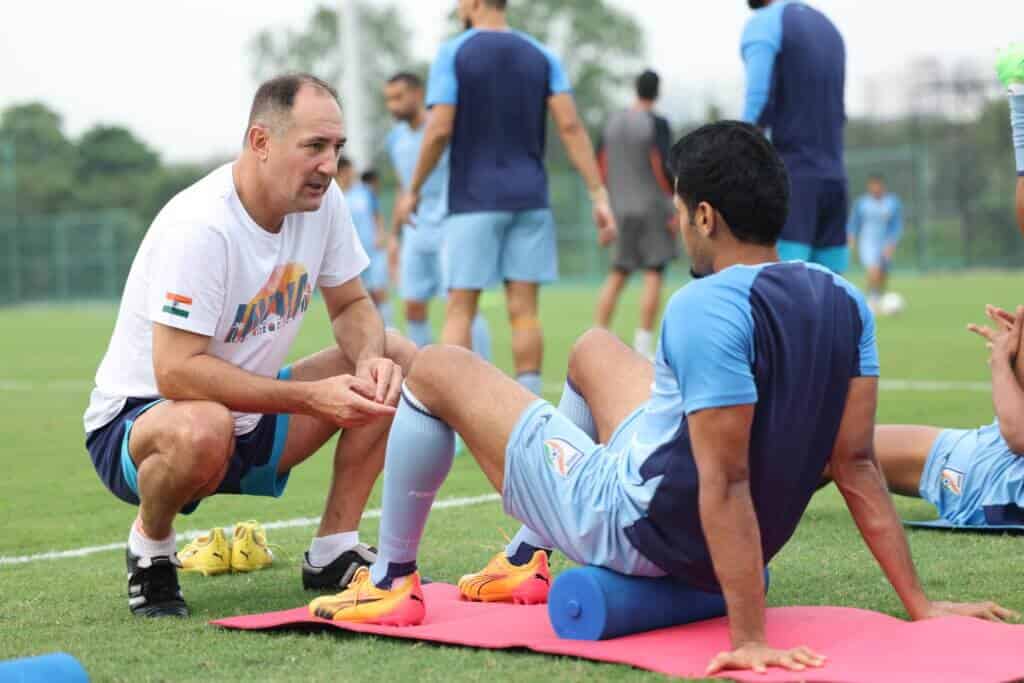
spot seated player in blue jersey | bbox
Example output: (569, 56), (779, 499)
(847, 175), (903, 313)
(311, 121), (1012, 675)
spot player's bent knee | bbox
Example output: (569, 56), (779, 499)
(406, 344), (474, 401)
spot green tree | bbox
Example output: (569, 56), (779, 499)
(0, 102), (78, 216)
(73, 124), (161, 212)
(248, 3), (425, 167)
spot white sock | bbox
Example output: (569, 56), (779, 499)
(308, 530), (360, 567)
(633, 328), (654, 358)
(128, 519), (177, 559)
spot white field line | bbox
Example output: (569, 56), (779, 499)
(1, 378), (991, 394)
(0, 493), (501, 567)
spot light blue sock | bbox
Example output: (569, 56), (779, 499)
(369, 387), (455, 587)
(1010, 92), (1024, 174)
(556, 379), (598, 440)
(470, 314), (492, 362)
(377, 300), (394, 328)
(407, 319), (433, 348)
(517, 371), (542, 396)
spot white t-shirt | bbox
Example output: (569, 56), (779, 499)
(83, 163), (369, 435)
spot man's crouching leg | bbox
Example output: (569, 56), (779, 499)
(276, 331), (419, 590)
(126, 400), (236, 616)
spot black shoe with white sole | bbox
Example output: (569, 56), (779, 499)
(301, 543), (377, 591)
(127, 549), (189, 617)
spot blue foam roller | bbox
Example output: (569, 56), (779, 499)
(0, 653), (88, 682)
(549, 566), (770, 641)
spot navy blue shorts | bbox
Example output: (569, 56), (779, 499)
(85, 371), (293, 515)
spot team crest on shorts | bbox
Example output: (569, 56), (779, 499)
(544, 438), (585, 477)
(941, 468), (964, 496)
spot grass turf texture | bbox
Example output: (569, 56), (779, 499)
(2, 273), (1022, 682)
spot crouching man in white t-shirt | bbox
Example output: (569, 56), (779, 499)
(83, 73), (417, 617)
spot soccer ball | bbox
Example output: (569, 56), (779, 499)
(879, 292), (906, 316)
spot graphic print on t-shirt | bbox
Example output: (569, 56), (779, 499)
(224, 262), (312, 344)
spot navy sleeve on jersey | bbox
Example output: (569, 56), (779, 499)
(661, 283), (758, 414)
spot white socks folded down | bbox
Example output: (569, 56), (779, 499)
(128, 519), (176, 559)
(307, 531), (361, 567)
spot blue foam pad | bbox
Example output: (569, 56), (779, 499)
(0, 653), (88, 682)
(549, 566), (765, 641)
(903, 518), (1024, 534)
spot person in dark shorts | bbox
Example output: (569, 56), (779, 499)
(595, 69), (677, 359)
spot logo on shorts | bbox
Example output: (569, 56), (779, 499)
(544, 438), (586, 477)
(941, 468), (964, 496)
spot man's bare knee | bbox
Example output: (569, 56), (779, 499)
(568, 327), (620, 387)
(170, 403), (234, 487)
(406, 344), (474, 409)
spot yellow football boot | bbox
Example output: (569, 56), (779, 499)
(178, 527), (230, 576)
(230, 521), (274, 573)
(457, 549), (550, 604)
(308, 567), (425, 626)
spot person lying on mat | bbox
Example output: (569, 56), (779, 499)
(310, 121), (1015, 675)
(836, 304), (1024, 528)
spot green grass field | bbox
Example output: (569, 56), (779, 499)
(2, 273), (1022, 682)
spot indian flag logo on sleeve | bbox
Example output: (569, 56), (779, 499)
(162, 292), (192, 319)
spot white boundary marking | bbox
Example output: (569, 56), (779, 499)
(0, 493), (501, 567)
(0, 375), (992, 565)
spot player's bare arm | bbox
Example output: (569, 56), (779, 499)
(690, 403), (825, 675)
(831, 376), (1014, 622)
(395, 104), (455, 227)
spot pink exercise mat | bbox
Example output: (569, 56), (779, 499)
(211, 583), (1024, 682)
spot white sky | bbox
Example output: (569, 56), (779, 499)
(0, 0), (1019, 163)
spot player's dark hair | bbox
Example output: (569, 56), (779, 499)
(669, 121), (789, 246)
(387, 72), (424, 90)
(337, 155), (352, 171)
(483, 0), (508, 8)
(248, 73), (340, 131)
(747, 0), (769, 8)
(635, 70), (660, 101)
(360, 169), (379, 184)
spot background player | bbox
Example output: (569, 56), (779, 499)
(594, 69), (677, 360)
(335, 160), (392, 327)
(741, 0), (849, 273)
(383, 72), (492, 357)
(847, 175), (903, 313)
(393, 0), (616, 397)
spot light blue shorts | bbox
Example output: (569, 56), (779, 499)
(399, 230), (443, 303)
(920, 420), (1024, 525)
(361, 250), (389, 292)
(503, 400), (666, 577)
(443, 209), (558, 290)
(857, 237), (887, 270)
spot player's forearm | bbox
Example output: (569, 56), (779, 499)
(834, 453), (931, 619)
(699, 480), (767, 646)
(332, 295), (386, 367)
(155, 353), (314, 416)
(991, 357), (1024, 453)
(410, 130), (448, 195)
(559, 121), (605, 194)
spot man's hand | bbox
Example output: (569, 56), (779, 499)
(924, 600), (1019, 623)
(394, 191), (420, 230)
(706, 643), (826, 676)
(967, 304), (1024, 366)
(356, 356), (403, 406)
(589, 188), (617, 246)
(308, 374), (396, 428)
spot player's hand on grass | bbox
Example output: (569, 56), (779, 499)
(394, 191), (420, 229)
(705, 642), (826, 676)
(968, 304), (1024, 366)
(356, 356), (403, 407)
(310, 374), (396, 428)
(924, 600), (1019, 623)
